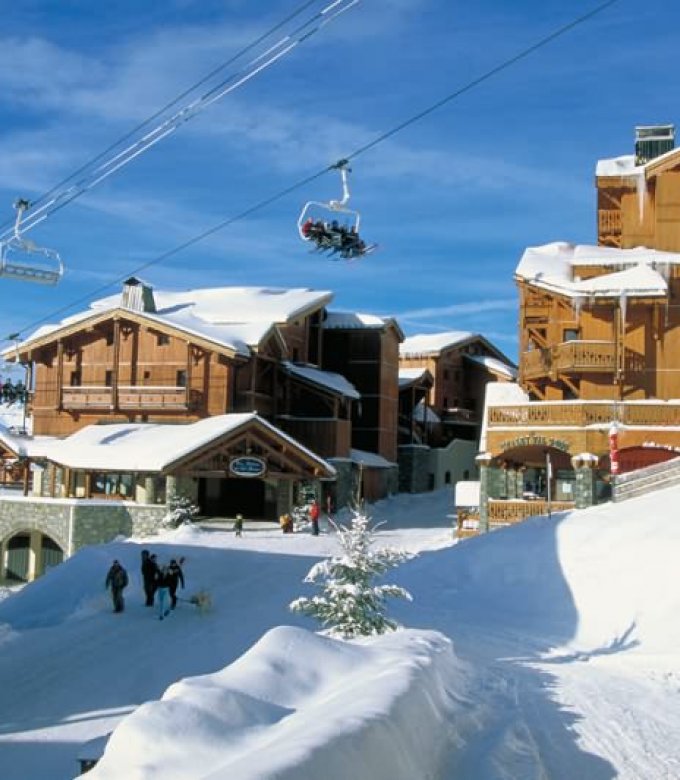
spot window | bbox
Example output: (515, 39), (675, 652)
(106, 331), (114, 346)
(70, 371), (81, 387)
(92, 473), (134, 497)
(157, 333), (170, 347)
(105, 370), (113, 387)
(176, 370), (187, 388)
(443, 397), (448, 408)
(563, 328), (579, 342)
(444, 471), (451, 484)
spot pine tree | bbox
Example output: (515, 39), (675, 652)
(162, 493), (199, 528)
(290, 507), (415, 638)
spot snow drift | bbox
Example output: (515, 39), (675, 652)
(87, 626), (467, 780)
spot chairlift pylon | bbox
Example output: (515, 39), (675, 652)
(297, 160), (376, 261)
(0, 199), (64, 285)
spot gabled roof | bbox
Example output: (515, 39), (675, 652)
(400, 331), (477, 357)
(596, 146), (680, 180)
(398, 367), (434, 389)
(324, 311), (405, 341)
(281, 362), (360, 399)
(515, 242), (678, 299)
(464, 354), (517, 380)
(5, 285), (333, 360)
(42, 413), (335, 476)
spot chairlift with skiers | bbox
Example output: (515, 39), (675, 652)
(297, 160), (376, 261)
(0, 199), (64, 285)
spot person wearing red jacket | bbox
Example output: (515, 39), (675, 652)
(309, 499), (320, 536)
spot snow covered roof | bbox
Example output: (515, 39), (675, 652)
(478, 382), (529, 452)
(596, 145), (680, 178)
(349, 449), (397, 469)
(515, 242), (680, 300)
(323, 311), (404, 341)
(282, 362), (360, 400)
(399, 368), (433, 388)
(413, 400), (440, 424)
(464, 354), (517, 380)
(324, 311), (387, 329)
(42, 413), (334, 474)
(400, 331), (476, 357)
(7, 285), (334, 359)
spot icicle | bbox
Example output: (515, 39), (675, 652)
(635, 167), (647, 222)
(619, 290), (628, 330)
(572, 295), (585, 322)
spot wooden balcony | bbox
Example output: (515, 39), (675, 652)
(61, 385), (194, 411)
(488, 400), (680, 428)
(522, 341), (615, 380)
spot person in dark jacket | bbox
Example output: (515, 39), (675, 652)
(105, 560), (129, 613)
(167, 559), (185, 610)
(141, 550), (159, 607)
(155, 564), (171, 620)
(309, 499), (320, 536)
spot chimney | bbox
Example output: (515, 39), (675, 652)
(121, 277), (156, 313)
(635, 124), (675, 165)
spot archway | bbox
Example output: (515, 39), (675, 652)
(1, 530), (65, 582)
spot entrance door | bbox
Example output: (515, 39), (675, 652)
(6, 534), (30, 581)
(199, 478), (266, 518)
(41, 536), (64, 575)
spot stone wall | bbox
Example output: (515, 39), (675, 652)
(398, 445), (431, 493)
(0, 496), (169, 555)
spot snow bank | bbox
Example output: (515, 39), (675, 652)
(88, 626), (465, 780)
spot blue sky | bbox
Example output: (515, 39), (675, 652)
(1, 0), (679, 363)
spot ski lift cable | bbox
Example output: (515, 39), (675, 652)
(0, 0), (327, 237)
(3, 0), (620, 342)
(0, 0), (356, 241)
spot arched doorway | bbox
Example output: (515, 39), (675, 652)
(5, 534), (30, 582)
(2, 531), (65, 582)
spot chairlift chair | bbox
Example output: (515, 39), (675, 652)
(297, 161), (375, 260)
(0, 199), (64, 285)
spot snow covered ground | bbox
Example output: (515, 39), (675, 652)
(0, 486), (679, 779)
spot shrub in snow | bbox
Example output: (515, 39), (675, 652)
(162, 493), (199, 528)
(290, 507), (415, 638)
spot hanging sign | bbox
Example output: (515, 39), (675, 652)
(229, 456), (266, 478)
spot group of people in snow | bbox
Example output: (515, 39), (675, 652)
(278, 498), (322, 536)
(301, 218), (370, 259)
(105, 552), (185, 620)
(0, 378), (27, 405)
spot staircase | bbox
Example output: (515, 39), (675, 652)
(613, 455), (680, 502)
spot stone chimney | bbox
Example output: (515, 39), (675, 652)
(635, 125), (675, 165)
(121, 277), (156, 313)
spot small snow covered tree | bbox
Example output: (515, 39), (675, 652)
(162, 493), (199, 528)
(290, 507), (415, 638)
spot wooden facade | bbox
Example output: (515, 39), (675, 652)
(399, 335), (515, 446)
(322, 321), (402, 462)
(597, 150), (680, 251)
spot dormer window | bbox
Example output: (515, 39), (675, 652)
(157, 333), (170, 347)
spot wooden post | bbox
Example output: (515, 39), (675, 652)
(112, 318), (121, 410)
(22, 459), (30, 496)
(56, 339), (64, 410)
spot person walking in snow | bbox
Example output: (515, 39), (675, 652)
(105, 560), (129, 613)
(141, 550), (159, 607)
(234, 514), (244, 537)
(155, 564), (171, 620)
(167, 558), (185, 610)
(309, 499), (320, 536)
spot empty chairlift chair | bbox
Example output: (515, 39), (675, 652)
(0, 199), (64, 285)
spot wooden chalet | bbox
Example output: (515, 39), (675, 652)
(1, 279), (411, 578)
(399, 331), (516, 447)
(477, 124), (680, 533)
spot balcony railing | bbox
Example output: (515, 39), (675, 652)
(61, 385), (194, 411)
(522, 340), (616, 380)
(488, 400), (680, 428)
(489, 499), (575, 525)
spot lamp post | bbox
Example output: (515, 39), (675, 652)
(545, 449), (552, 519)
(609, 421), (620, 477)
